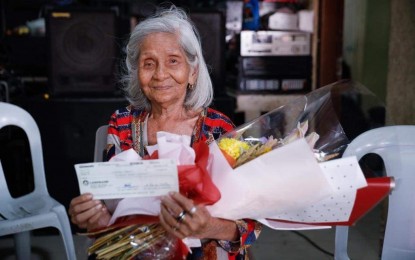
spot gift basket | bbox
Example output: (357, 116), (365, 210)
(77, 80), (393, 258)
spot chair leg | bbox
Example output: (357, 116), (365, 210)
(58, 224), (77, 260)
(334, 226), (351, 260)
(54, 206), (77, 260)
(14, 231), (31, 260)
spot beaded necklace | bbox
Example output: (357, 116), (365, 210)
(131, 108), (207, 157)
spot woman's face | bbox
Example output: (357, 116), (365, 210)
(138, 32), (197, 108)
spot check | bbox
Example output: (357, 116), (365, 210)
(74, 159), (179, 200)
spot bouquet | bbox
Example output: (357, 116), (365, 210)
(206, 80), (392, 228)
(77, 80), (393, 258)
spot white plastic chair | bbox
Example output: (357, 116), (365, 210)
(335, 125), (415, 260)
(94, 125), (108, 162)
(0, 81), (9, 102)
(0, 102), (76, 260)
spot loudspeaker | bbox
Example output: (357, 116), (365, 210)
(46, 8), (118, 96)
(190, 11), (226, 96)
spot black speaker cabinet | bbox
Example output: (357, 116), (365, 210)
(190, 11), (226, 97)
(46, 8), (118, 96)
(23, 97), (128, 232)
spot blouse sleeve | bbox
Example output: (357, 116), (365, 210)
(217, 219), (262, 254)
(105, 106), (134, 161)
(105, 112), (119, 161)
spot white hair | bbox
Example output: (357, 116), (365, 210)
(120, 5), (213, 111)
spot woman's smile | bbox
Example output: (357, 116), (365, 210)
(151, 85), (172, 90)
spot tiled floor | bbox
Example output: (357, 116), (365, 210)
(0, 204), (384, 260)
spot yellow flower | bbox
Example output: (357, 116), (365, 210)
(218, 138), (251, 160)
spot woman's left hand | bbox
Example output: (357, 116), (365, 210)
(159, 192), (214, 239)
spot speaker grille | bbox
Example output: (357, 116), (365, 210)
(47, 9), (117, 96)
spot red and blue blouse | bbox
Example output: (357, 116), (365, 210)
(105, 105), (262, 260)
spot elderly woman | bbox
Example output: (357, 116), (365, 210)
(68, 5), (261, 259)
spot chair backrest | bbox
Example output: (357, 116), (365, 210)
(94, 125), (108, 162)
(0, 102), (48, 197)
(0, 81), (9, 102)
(335, 125), (415, 260)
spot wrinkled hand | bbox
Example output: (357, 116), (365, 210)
(159, 192), (213, 240)
(68, 193), (111, 231)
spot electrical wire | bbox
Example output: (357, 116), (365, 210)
(292, 230), (334, 257)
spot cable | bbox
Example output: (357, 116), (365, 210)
(292, 230), (334, 257)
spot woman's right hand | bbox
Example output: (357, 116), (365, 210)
(68, 193), (111, 231)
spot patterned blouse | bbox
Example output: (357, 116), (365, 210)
(105, 105), (262, 260)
